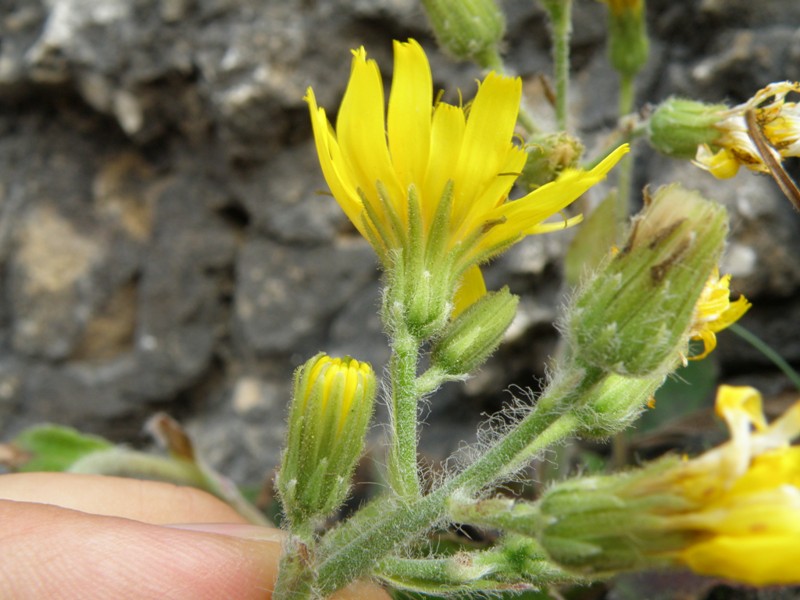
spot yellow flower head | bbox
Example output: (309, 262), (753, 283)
(695, 81), (800, 178)
(535, 384), (800, 586)
(667, 385), (800, 585)
(306, 39), (628, 313)
(687, 268), (750, 360)
(608, 386), (800, 585)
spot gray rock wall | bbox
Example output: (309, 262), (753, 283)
(1, 0), (798, 483)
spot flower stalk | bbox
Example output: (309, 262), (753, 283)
(541, 0), (573, 131)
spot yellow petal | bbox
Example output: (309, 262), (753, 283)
(480, 144), (629, 250)
(336, 47), (403, 220)
(715, 385), (767, 433)
(729, 447), (800, 494)
(305, 87), (368, 239)
(423, 102), (466, 228)
(453, 73), (522, 227)
(708, 295), (751, 333)
(694, 145), (741, 179)
(452, 265), (487, 318)
(388, 39), (432, 195)
(682, 534), (800, 585)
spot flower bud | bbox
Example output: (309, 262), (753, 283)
(421, 0), (505, 67)
(431, 286), (519, 377)
(576, 372), (664, 438)
(520, 132), (584, 190)
(647, 98), (728, 159)
(601, 0), (649, 77)
(277, 353), (376, 528)
(402, 265), (458, 341)
(567, 184), (728, 376)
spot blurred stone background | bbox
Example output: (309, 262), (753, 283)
(0, 0), (798, 486)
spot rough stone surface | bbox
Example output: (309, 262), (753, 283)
(0, 0), (798, 485)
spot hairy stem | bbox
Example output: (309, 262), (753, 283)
(387, 323), (422, 499)
(313, 364), (605, 595)
(543, 0), (573, 131)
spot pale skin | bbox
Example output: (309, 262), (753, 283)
(0, 473), (390, 600)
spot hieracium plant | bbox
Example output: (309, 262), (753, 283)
(265, 0), (800, 592)
(4, 1), (799, 598)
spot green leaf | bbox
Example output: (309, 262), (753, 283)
(11, 424), (113, 472)
(564, 192), (617, 288)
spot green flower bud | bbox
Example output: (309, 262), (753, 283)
(601, 0), (649, 77)
(431, 286), (519, 377)
(403, 266), (458, 341)
(520, 132), (584, 190)
(567, 184), (728, 376)
(647, 98), (727, 159)
(536, 470), (682, 574)
(421, 0), (505, 67)
(576, 372), (664, 438)
(277, 353), (377, 528)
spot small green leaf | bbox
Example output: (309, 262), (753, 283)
(11, 424), (113, 472)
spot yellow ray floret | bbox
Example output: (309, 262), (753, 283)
(688, 268), (751, 360)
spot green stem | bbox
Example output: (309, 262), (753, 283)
(517, 104), (540, 136)
(615, 73), (636, 226)
(542, 0), (573, 131)
(387, 324), (422, 499)
(273, 537), (316, 600)
(729, 323), (800, 391)
(313, 364), (605, 595)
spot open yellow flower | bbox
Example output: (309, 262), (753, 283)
(306, 39), (628, 314)
(688, 268), (751, 360)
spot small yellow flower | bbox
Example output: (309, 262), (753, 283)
(306, 39), (627, 314)
(695, 81), (800, 178)
(687, 268), (751, 360)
